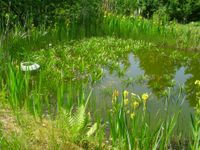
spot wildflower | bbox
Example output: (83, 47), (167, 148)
(126, 110), (130, 114)
(142, 93), (149, 102)
(112, 90), (119, 104)
(113, 89), (119, 97)
(123, 90), (129, 99)
(132, 101), (139, 109)
(49, 43), (52, 47)
(124, 98), (129, 106)
(195, 80), (200, 86)
(130, 112), (135, 119)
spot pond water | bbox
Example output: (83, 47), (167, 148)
(91, 48), (200, 137)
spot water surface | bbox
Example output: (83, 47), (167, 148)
(92, 48), (200, 136)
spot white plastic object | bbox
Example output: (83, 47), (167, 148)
(20, 62), (40, 71)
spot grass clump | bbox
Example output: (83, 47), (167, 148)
(0, 104), (102, 149)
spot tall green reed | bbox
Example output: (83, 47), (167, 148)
(190, 80), (200, 150)
(6, 63), (30, 109)
(4, 59), (93, 118)
(108, 89), (183, 149)
(101, 14), (200, 50)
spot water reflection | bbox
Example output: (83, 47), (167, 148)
(185, 58), (200, 107)
(135, 49), (178, 96)
(96, 48), (200, 108)
(91, 48), (200, 136)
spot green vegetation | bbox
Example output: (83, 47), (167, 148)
(0, 1), (200, 150)
(190, 81), (200, 150)
(109, 90), (181, 149)
(1, 37), (200, 149)
(102, 14), (200, 50)
(105, 0), (200, 23)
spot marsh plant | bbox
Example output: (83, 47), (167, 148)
(102, 13), (200, 50)
(190, 80), (200, 150)
(108, 90), (181, 149)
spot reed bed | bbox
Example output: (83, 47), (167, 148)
(102, 13), (200, 50)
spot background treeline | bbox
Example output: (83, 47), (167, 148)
(0, 0), (200, 29)
(105, 0), (200, 23)
(0, 0), (102, 29)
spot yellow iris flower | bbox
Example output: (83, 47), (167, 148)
(132, 101), (139, 109)
(130, 112), (135, 119)
(195, 80), (200, 86)
(123, 90), (129, 98)
(142, 93), (149, 102)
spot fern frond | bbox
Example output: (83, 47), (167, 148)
(72, 105), (86, 132)
(87, 123), (97, 137)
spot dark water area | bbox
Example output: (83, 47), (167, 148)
(91, 48), (200, 137)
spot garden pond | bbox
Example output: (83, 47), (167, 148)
(11, 37), (200, 138)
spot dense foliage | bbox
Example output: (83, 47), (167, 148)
(106, 0), (200, 23)
(0, 0), (199, 30)
(0, 0), (102, 29)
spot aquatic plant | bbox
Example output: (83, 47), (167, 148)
(190, 80), (200, 150)
(102, 14), (200, 50)
(108, 89), (183, 149)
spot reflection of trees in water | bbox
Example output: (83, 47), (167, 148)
(136, 49), (200, 107)
(185, 58), (200, 107)
(108, 48), (200, 107)
(135, 50), (180, 97)
(108, 52), (131, 77)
